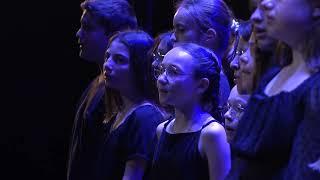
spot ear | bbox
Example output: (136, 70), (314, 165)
(197, 78), (210, 95)
(205, 28), (217, 41)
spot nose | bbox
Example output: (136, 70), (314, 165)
(250, 8), (262, 23)
(170, 33), (177, 44)
(224, 109), (233, 123)
(261, 0), (275, 12)
(157, 71), (168, 86)
(76, 28), (81, 39)
(230, 56), (240, 70)
(103, 57), (113, 72)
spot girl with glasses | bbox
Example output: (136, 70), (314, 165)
(152, 43), (230, 180)
(228, 0), (320, 179)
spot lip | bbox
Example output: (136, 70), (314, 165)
(255, 31), (267, 39)
(233, 73), (240, 84)
(254, 27), (267, 39)
(78, 42), (84, 50)
(225, 126), (235, 132)
(158, 88), (169, 94)
(103, 70), (111, 80)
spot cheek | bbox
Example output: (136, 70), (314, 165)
(233, 117), (240, 127)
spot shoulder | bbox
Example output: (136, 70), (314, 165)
(304, 72), (320, 112)
(130, 104), (164, 128)
(134, 104), (160, 114)
(156, 120), (169, 139)
(200, 122), (227, 143)
(133, 104), (163, 121)
(199, 121), (229, 156)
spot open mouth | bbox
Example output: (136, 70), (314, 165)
(159, 89), (169, 94)
(103, 70), (111, 80)
(233, 73), (240, 84)
(225, 126), (235, 133)
(255, 27), (267, 39)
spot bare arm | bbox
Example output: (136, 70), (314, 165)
(122, 158), (147, 180)
(200, 122), (231, 180)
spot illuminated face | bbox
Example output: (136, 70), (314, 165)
(224, 86), (250, 143)
(171, 8), (205, 46)
(76, 11), (109, 64)
(157, 47), (199, 108)
(261, 0), (313, 46)
(103, 39), (133, 92)
(230, 36), (255, 94)
(250, 0), (277, 51)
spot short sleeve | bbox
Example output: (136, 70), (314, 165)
(125, 105), (164, 161)
(285, 73), (320, 179)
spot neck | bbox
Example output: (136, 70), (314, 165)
(174, 103), (209, 130)
(120, 94), (144, 111)
(288, 49), (306, 71)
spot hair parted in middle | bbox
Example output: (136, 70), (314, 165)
(105, 30), (157, 120)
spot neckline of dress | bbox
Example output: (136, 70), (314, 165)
(260, 70), (319, 99)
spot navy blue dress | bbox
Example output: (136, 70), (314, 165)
(95, 105), (164, 180)
(227, 68), (320, 180)
(151, 119), (219, 180)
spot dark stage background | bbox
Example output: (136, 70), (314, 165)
(3, 0), (249, 179)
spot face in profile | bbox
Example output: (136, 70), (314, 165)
(157, 47), (199, 108)
(103, 39), (133, 92)
(224, 86), (250, 142)
(250, 0), (277, 51)
(230, 35), (256, 94)
(76, 11), (109, 64)
(261, 0), (313, 46)
(171, 7), (204, 46)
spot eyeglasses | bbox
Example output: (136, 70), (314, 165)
(235, 50), (245, 56)
(224, 103), (246, 118)
(152, 51), (166, 62)
(154, 65), (192, 80)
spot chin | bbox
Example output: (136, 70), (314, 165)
(159, 97), (172, 106)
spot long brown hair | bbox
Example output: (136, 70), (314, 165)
(104, 30), (157, 121)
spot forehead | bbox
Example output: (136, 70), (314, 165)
(228, 88), (250, 103)
(173, 8), (196, 25)
(163, 47), (194, 67)
(108, 39), (129, 54)
(80, 10), (100, 26)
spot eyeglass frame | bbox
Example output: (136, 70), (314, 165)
(154, 64), (193, 81)
(223, 102), (246, 119)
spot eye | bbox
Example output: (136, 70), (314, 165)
(81, 23), (92, 31)
(236, 50), (245, 56)
(104, 52), (110, 60)
(175, 25), (186, 33)
(158, 51), (166, 58)
(167, 65), (180, 76)
(114, 54), (128, 64)
(236, 104), (246, 112)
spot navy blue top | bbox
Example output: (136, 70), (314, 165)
(227, 68), (320, 180)
(94, 105), (164, 180)
(151, 119), (219, 180)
